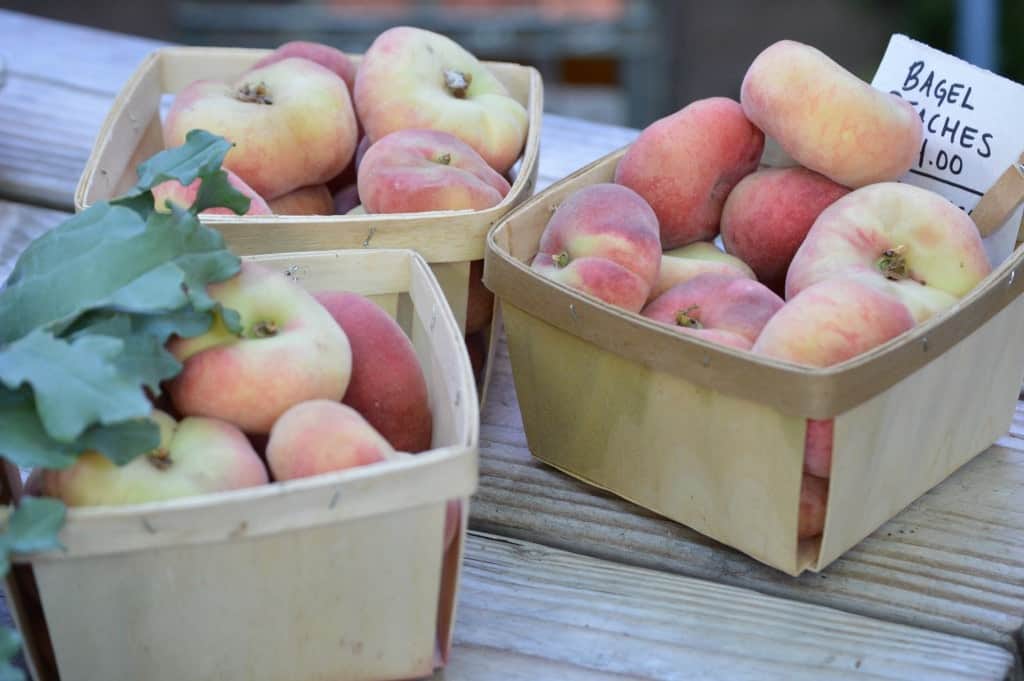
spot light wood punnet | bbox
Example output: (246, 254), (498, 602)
(5, 249), (478, 681)
(485, 146), (1024, 575)
(74, 46), (543, 336)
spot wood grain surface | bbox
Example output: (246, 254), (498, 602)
(477, 337), (1024, 669)
(438, 532), (1014, 681)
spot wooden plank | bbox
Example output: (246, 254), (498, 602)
(0, 10), (159, 94)
(475, 335), (1024, 670)
(0, 10), (161, 209)
(440, 533), (1014, 681)
(0, 69), (121, 209)
(532, 116), (637, 191)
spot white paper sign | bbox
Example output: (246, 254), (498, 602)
(871, 34), (1024, 265)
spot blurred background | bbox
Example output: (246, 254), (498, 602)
(5, 0), (1022, 128)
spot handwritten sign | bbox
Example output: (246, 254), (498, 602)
(872, 34), (1024, 265)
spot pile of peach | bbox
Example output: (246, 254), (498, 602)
(158, 26), (531, 345)
(531, 40), (993, 541)
(32, 262), (459, 548)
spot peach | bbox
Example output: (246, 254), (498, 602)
(168, 261), (352, 434)
(333, 184), (361, 215)
(444, 499), (462, 550)
(465, 330), (487, 385)
(754, 275), (918, 485)
(466, 259), (495, 335)
(741, 40), (922, 188)
(354, 26), (528, 173)
(786, 183), (991, 322)
(266, 400), (394, 481)
(752, 276), (915, 368)
(23, 469), (45, 497)
(267, 184), (334, 215)
(799, 474), (828, 539)
(327, 135), (370, 194)
(804, 419), (834, 478)
(721, 167), (849, 294)
(642, 274), (783, 349)
(614, 97), (764, 249)
(314, 291), (433, 453)
(252, 41), (358, 93)
(358, 129), (510, 213)
(42, 411), (268, 506)
(164, 57), (358, 199)
(531, 183), (662, 313)
(152, 169), (272, 216)
(651, 242), (755, 301)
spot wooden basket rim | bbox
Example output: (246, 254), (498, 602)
(13, 248), (479, 561)
(484, 147), (1024, 419)
(73, 45), (545, 263)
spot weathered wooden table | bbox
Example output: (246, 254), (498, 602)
(1, 10), (1022, 680)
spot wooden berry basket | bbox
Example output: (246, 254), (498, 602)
(4, 249), (478, 681)
(73, 46), (543, 401)
(483, 146), (1024, 576)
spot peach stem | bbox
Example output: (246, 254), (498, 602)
(876, 244), (909, 281)
(250, 320), (279, 338)
(234, 81), (274, 105)
(676, 305), (703, 329)
(146, 449), (173, 471)
(444, 69), (472, 98)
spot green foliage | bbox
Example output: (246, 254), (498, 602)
(0, 626), (23, 681)
(0, 129), (245, 472)
(0, 330), (157, 443)
(0, 498), (66, 679)
(0, 498), (66, 574)
(0, 388), (162, 470)
(0, 203), (240, 345)
(0, 129), (250, 671)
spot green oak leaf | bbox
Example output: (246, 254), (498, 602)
(69, 305), (215, 345)
(76, 418), (161, 466)
(0, 330), (151, 442)
(0, 204), (240, 344)
(191, 169), (251, 216)
(0, 661), (23, 681)
(3, 203), (146, 289)
(68, 315), (183, 395)
(0, 389), (159, 470)
(0, 628), (19, 664)
(0, 497), (65, 681)
(0, 658), (24, 681)
(0, 497), (66, 582)
(4, 497), (65, 555)
(0, 388), (78, 469)
(125, 129), (236, 197)
(142, 207), (242, 328)
(0, 628), (22, 681)
(134, 306), (215, 341)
